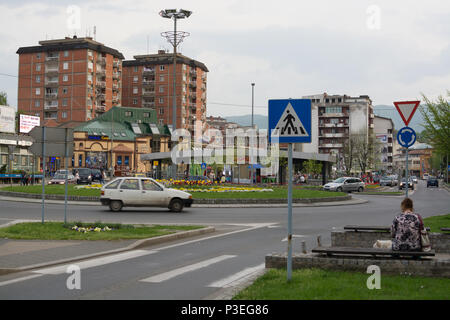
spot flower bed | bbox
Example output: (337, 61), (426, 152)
(176, 186), (274, 193)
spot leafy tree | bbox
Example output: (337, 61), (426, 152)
(419, 92), (450, 156)
(0, 91), (8, 105)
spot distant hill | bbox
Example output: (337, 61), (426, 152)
(225, 105), (427, 133)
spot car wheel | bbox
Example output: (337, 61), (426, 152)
(169, 199), (184, 212)
(109, 200), (123, 212)
(336, 187), (343, 192)
(358, 186), (364, 192)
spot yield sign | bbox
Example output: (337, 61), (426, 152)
(393, 100), (420, 126)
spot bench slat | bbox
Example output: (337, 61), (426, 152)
(312, 246), (435, 256)
(344, 225), (430, 232)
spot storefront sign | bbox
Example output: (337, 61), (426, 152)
(0, 105), (15, 134)
(88, 135), (109, 140)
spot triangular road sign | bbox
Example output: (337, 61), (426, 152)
(393, 100), (420, 126)
(272, 102), (309, 138)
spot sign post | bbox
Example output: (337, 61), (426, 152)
(394, 100), (420, 198)
(269, 99), (311, 281)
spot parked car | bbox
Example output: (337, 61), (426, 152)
(100, 177), (193, 212)
(427, 176), (439, 188)
(48, 173), (77, 185)
(423, 173), (429, 180)
(74, 168), (92, 184)
(399, 178), (414, 190)
(90, 169), (103, 183)
(323, 177), (365, 192)
(411, 176), (418, 184)
(380, 176), (396, 186)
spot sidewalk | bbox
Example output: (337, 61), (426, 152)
(0, 223), (215, 275)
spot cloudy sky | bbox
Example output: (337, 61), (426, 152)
(0, 0), (449, 117)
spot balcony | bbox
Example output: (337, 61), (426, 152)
(44, 104), (58, 110)
(96, 105), (106, 113)
(142, 90), (155, 97)
(95, 81), (106, 88)
(189, 81), (197, 88)
(319, 112), (349, 118)
(96, 94), (105, 100)
(112, 83), (120, 90)
(44, 92), (58, 99)
(190, 69), (197, 75)
(45, 67), (59, 74)
(96, 68), (106, 75)
(143, 67), (155, 75)
(319, 122), (349, 128)
(142, 79), (155, 87)
(45, 55), (59, 62)
(319, 143), (343, 148)
(113, 60), (120, 68)
(320, 133), (346, 138)
(142, 101), (155, 108)
(45, 79), (59, 87)
(113, 72), (120, 79)
(97, 56), (106, 65)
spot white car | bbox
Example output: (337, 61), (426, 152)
(100, 177), (193, 212)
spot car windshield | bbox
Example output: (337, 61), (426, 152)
(53, 174), (66, 179)
(77, 169), (90, 174)
(333, 178), (346, 183)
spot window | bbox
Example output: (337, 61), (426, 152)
(133, 87), (138, 94)
(326, 106), (342, 114)
(159, 86), (164, 93)
(63, 87), (68, 94)
(105, 179), (121, 189)
(159, 108), (164, 115)
(159, 119), (164, 125)
(36, 64), (41, 71)
(159, 75), (165, 82)
(143, 112), (150, 118)
(35, 100), (40, 107)
(159, 97), (164, 104)
(36, 75), (41, 83)
(62, 111), (67, 119)
(63, 62), (69, 70)
(64, 51), (69, 57)
(134, 66), (138, 72)
(62, 98), (68, 107)
(142, 179), (162, 191)
(63, 75), (68, 82)
(36, 88), (41, 95)
(36, 53), (41, 59)
(133, 99), (137, 105)
(125, 111), (133, 117)
(160, 65), (165, 71)
(133, 76), (138, 83)
(120, 178), (139, 190)
(124, 156), (129, 166)
(117, 155), (122, 165)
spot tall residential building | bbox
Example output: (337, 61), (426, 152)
(300, 93), (375, 159)
(16, 36), (124, 125)
(122, 50), (208, 134)
(374, 115), (394, 172)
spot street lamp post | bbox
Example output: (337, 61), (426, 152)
(251, 83), (255, 184)
(160, 9), (192, 179)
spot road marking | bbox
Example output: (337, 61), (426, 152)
(140, 255), (236, 283)
(0, 274), (43, 288)
(207, 263), (265, 288)
(33, 250), (156, 275)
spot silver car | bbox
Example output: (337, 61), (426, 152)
(323, 177), (365, 192)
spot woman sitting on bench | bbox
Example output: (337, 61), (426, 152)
(391, 198), (424, 251)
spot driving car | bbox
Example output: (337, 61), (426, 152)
(399, 178), (414, 190)
(380, 176), (396, 186)
(100, 177), (193, 212)
(73, 168), (92, 184)
(423, 173), (429, 180)
(48, 173), (77, 185)
(323, 177), (365, 192)
(427, 176), (439, 188)
(90, 169), (103, 183)
(411, 176), (418, 184)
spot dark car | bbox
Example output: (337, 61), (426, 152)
(90, 169), (103, 183)
(399, 178), (414, 190)
(74, 168), (92, 184)
(427, 176), (439, 188)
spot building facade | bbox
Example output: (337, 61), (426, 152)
(122, 50), (208, 135)
(16, 36), (124, 125)
(373, 115), (394, 172)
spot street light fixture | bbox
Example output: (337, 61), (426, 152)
(160, 8), (192, 179)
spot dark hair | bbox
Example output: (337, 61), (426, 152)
(401, 198), (414, 212)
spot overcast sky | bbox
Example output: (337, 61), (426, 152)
(0, 0), (449, 117)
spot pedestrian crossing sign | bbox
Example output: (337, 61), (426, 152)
(268, 99), (312, 143)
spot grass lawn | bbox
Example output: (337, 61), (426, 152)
(1, 185), (346, 199)
(423, 214), (450, 233)
(0, 221), (204, 240)
(233, 268), (450, 300)
(1, 184), (101, 197)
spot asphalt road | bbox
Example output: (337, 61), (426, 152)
(0, 180), (448, 300)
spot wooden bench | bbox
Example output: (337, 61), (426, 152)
(344, 225), (430, 232)
(440, 228), (450, 232)
(312, 246), (435, 258)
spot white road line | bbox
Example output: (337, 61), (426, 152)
(140, 255), (236, 283)
(207, 263), (265, 288)
(33, 250), (156, 275)
(0, 274), (43, 288)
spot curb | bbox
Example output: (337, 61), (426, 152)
(0, 226), (215, 276)
(0, 190), (352, 205)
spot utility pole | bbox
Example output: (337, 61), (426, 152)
(251, 83), (255, 184)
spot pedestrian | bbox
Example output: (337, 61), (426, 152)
(390, 198), (427, 251)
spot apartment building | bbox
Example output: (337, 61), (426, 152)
(373, 115), (394, 172)
(122, 50), (208, 134)
(16, 36), (124, 125)
(300, 93), (375, 160)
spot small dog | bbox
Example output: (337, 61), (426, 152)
(373, 240), (392, 249)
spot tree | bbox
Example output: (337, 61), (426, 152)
(419, 92), (450, 156)
(0, 91), (8, 106)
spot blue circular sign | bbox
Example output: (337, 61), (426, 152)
(201, 163), (207, 170)
(397, 127), (416, 148)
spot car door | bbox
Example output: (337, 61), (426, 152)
(342, 178), (351, 192)
(141, 179), (166, 206)
(118, 178), (142, 206)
